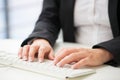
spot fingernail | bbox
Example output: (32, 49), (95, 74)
(29, 57), (33, 62)
(23, 56), (27, 61)
(18, 55), (22, 59)
(53, 59), (57, 65)
(39, 58), (43, 63)
(53, 60), (56, 63)
(56, 63), (61, 67)
(71, 66), (75, 69)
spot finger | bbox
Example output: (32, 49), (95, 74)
(54, 48), (78, 65)
(71, 57), (89, 69)
(29, 45), (39, 62)
(18, 47), (23, 59)
(48, 49), (54, 60)
(38, 46), (47, 62)
(56, 53), (78, 67)
(54, 49), (69, 65)
(22, 45), (30, 61)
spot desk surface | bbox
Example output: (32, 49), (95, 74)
(0, 39), (120, 80)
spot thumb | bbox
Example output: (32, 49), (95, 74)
(48, 49), (55, 60)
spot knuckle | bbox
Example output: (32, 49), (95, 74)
(69, 53), (76, 57)
(38, 53), (43, 58)
(70, 53), (78, 60)
(38, 55), (42, 58)
(38, 47), (46, 56)
(40, 46), (46, 51)
(30, 45), (38, 49)
(23, 45), (29, 48)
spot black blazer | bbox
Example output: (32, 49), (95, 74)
(21, 0), (120, 66)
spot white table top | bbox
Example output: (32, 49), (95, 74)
(0, 39), (120, 80)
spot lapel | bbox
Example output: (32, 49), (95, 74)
(108, 0), (119, 37)
(60, 0), (119, 41)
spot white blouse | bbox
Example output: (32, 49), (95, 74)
(74, 0), (113, 46)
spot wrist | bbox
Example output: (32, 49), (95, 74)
(34, 38), (51, 47)
(99, 48), (114, 62)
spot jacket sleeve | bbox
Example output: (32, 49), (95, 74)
(21, 0), (61, 47)
(93, 1), (120, 67)
(93, 36), (120, 67)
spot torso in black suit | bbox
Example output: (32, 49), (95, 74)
(21, 0), (120, 66)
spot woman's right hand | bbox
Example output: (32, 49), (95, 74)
(18, 39), (54, 62)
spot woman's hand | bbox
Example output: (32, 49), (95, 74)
(18, 39), (54, 62)
(54, 48), (113, 69)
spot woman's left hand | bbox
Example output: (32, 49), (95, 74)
(54, 47), (113, 69)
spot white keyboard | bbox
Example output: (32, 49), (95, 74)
(0, 52), (95, 79)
